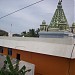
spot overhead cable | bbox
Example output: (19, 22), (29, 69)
(0, 0), (44, 20)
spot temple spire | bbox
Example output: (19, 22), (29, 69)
(57, 0), (62, 9)
(48, 0), (69, 30)
(59, 0), (62, 2)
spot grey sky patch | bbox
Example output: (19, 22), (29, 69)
(0, 0), (74, 33)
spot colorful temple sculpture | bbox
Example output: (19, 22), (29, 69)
(39, 0), (74, 38)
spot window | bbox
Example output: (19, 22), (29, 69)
(8, 48), (12, 55)
(16, 54), (20, 60)
(0, 46), (3, 53)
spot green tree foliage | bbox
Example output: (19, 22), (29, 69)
(12, 34), (22, 37)
(35, 28), (40, 37)
(0, 56), (31, 75)
(21, 29), (39, 37)
(29, 29), (36, 37)
(21, 31), (26, 37)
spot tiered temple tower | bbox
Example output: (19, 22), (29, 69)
(39, 0), (71, 38)
(48, 0), (69, 31)
(40, 0), (69, 32)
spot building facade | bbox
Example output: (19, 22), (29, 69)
(0, 37), (75, 75)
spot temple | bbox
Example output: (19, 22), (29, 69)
(48, 0), (69, 31)
(39, 0), (74, 38)
(0, 0), (75, 75)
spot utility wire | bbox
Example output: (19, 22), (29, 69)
(68, 44), (75, 75)
(0, 0), (44, 20)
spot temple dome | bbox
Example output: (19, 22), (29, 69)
(42, 20), (46, 25)
(72, 23), (75, 27)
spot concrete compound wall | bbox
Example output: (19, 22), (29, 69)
(1, 47), (75, 75)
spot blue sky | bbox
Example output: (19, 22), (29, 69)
(0, 0), (74, 33)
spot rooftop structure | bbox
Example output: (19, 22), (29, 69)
(0, 37), (74, 59)
(0, 37), (75, 75)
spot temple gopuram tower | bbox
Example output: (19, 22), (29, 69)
(39, 0), (71, 38)
(48, 0), (69, 31)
